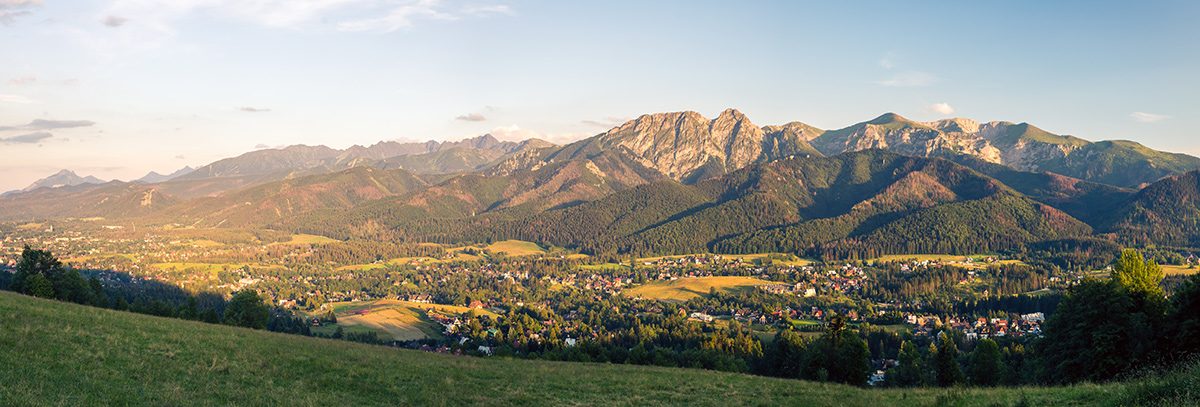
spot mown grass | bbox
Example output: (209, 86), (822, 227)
(485, 240), (546, 257)
(1162, 264), (1199, 276)
(623, 276), (777, 302)
(0, 291), (1195, 406)
(268, 233), (340, 246)
(317, 299), (496, 341)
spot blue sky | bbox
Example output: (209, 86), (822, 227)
(1, 0), (1197, 191)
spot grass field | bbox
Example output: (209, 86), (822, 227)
(4, 291), (1196, 406)
(269, 233), (340, 246)
(623, 276), (777, 302)
(1163, 264), (1200, 276)
(319, 299), (497, 341)
(485, 240), (546, 256)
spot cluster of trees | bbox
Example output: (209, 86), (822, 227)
(763, 316), (871, 384)
(862, 264), (1049, 302)
(4, 247), (105, 306)
(1037, 250), (1200, 383)
(1, 247), (287, 333)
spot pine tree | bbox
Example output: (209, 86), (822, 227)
(969, 338), (1003, 386)
(934, 332), (964, 387)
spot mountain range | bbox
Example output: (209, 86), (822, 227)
(18, 170), (106, 193)
(4, 109), (1199, 257)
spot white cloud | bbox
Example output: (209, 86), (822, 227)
(1130, 111), (1170, 123)
(455, 112), (487, 122)
(877, 71), (937, 87)
(336, 0), (456, 32)
(581, 116), (629, 128)
(82, 1), (514, 57)
(462, 4), (513, 16)
(0, 0), (40, 25)
(927, 103), (955, 115)
(102, 0), (512, 33)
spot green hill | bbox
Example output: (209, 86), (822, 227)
(4, 291), (1196, 406)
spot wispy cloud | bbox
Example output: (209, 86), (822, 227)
(927, 102), (955, 115)
(0, 131), (52, 144)
(239, 106), (272, 113)
(877, 71), (938, 87)
(0, 0), (40, 25)
(455, 112), (487, 122)
(102, 15), (128, 27)
(1130, 111), (1170, 123)
(462, 4), (513, 16)
(0, 119), (95, 131)
(102, 0), (513, 34)
(336, 0), (456, 32)
(0, 94), (35, 104)
(7, 75), (36, 85)
(581, 116), (630, 128)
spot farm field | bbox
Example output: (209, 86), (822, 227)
(318, 299), (497, 341)
(1163, 264), (1199, 276)
(484, 240), (546, 256)
(623, 276), (777, 302)
(269, 233), (341, 246)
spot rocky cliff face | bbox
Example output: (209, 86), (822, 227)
(577, 109), (821, 183)
(811, 113), (1002, 163)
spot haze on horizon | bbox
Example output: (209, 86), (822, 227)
(1, 0), (1197, 192)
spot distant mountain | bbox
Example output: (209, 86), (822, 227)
(942, 154), (1134, 224)
(1100, 171), (1200, 247)
(295, 150), (1091, 257)
(557, 109), (822, 183)
(134, 166), (195, 184)
(0, 181), (176, 221)
(20, 170), (106, 193)
(159, 166), (428, 227)
(176, 134), (550, 183)
(809, 113), (1200, 187)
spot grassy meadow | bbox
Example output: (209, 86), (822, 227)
(623, 276), (777, 302)
(4, 291), (1197, 406)
(316, 299), (496, 341)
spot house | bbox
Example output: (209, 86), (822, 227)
(565, 338), (577, 347)
(477, 346), (493, 356)
(867, 370), (887, 386)
(468, 300), (485, 309)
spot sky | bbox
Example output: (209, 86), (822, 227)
(1, 0), (1198, 191)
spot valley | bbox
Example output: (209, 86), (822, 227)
(4, 109), (1200, 395)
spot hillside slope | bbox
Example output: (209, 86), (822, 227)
(0, 291), (1170, 406)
